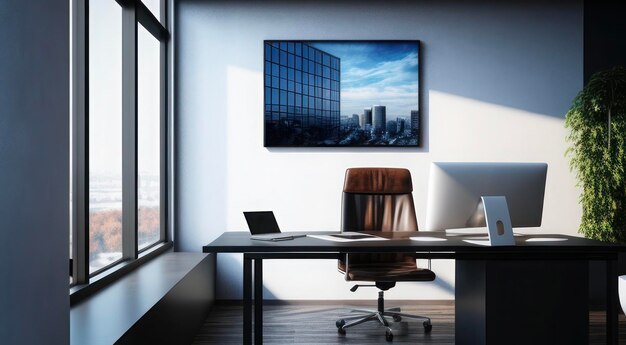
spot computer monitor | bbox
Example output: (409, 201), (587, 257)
(425, 162), (548, 231)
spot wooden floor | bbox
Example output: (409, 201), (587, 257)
(193, 302), (626, 344)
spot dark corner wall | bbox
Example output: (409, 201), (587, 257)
(0, 0), (69, 344)
(584, 1), (626, 82)
(583, 0), (626, 306)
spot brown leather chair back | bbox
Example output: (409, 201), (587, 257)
(339, 168), (419, 275)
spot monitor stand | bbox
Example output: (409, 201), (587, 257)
(481, 196), (515, 246)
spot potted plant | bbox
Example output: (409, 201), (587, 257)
(565, 66), (626, 242)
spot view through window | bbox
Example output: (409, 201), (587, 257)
(88, 0), (123, 273)
(137, 24), (161, 250)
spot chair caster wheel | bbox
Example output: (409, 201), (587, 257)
(335, 319), (345, 328)
(392, 315), (402, 322)
(338, 327), (346, 335)
(385, 330), (393, 342)
(423, 320), (432, 333)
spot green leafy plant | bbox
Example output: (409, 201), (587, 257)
(566, 66), (626, 242)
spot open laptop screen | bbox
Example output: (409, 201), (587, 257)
(243, 211), (281, 235)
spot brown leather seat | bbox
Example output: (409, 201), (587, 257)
(338, 167), (435, 283)
(335, 168), (435, 340)
(344, 262), (436, 281)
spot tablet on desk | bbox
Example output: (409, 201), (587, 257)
(250, 234), (305, 241)
(308, 232), (387, 242)
(330, 233), (376, 240)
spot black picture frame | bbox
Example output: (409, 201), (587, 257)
(263, 40), (421, 147)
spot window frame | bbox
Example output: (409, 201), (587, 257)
(70, 0), (171, 296)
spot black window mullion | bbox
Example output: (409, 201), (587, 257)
(159, 0), (168, 244)
(72, 0), (89, 285)
(122, 1), (138, 260)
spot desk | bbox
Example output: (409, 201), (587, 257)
(203, 231), (624, 344)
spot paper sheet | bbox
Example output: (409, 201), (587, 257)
(445, 227), (488, 235)
(462, 239), (492, 246)
(525, 237), (568, 242)
(410, 236), (447, 242)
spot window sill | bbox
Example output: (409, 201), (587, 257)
(70, 241), (173, 306)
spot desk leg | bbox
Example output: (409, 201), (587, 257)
(243, 255), (252, 345)
(254, 259), (263, 344)
(607, 259), (618, 345)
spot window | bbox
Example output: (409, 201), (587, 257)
(88, 0), (123, 274)
(71, 0), (170, 288)
(137, 24), (161, 250)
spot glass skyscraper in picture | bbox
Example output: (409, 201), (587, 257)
(264, 40), (420, 147)
(264, 41), (340, 146)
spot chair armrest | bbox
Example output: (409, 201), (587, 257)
(408, 252), (432, 271)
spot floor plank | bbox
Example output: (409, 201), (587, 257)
(193, 302), (626, 344)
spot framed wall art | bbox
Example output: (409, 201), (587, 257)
(264, 40), (420, 147)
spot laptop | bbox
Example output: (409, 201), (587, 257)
(243, 211), (306, 241)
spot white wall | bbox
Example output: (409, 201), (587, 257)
(0, 0), (69, 342)
(175, 0), (584, 300)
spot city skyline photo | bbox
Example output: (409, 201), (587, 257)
(264, 40), (420, 146)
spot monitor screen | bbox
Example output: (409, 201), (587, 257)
(425, 162), (547, 231)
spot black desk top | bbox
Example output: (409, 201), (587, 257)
(203, 231), (626, 258)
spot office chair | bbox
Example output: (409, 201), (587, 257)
(336, 167), (434, 342)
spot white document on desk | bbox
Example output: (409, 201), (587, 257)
(308, 233), (389, 242)
(445, 227), (488, 235)
(462, 239), (492, 246)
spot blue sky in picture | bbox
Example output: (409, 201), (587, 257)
(310, 41), (419, 118)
